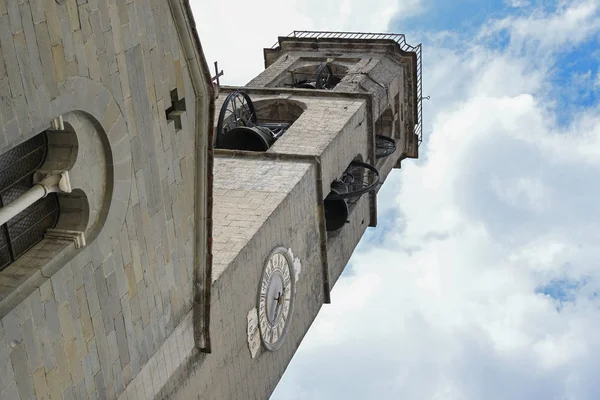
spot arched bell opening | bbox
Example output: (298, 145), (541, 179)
(374, 106), (397, 165)
(290, 63), (347, 90)
(216, 91), (304, 152)
(323, 160), (380, 232)
(323, 191), (349, 232)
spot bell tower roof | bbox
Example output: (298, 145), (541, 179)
(263, 31), (423, 145)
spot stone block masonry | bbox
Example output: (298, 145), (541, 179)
(0, 0), (206, 399)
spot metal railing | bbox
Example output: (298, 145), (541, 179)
(272, 30), (423, 144)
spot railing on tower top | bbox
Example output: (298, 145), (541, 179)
(272, 30), (423, 145)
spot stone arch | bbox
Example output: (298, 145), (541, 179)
(275, 62), (351, 89)
(252, 98), (306, 124)
(0, 76), (132, 310)
(216, 94), (306, 152)
(375, 106), (394, 138)
(50, 77), (132, 263)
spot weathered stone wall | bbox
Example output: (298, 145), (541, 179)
(214, 92), (369, 200)
(166, 156), (324, 400)
(326, 194), (370, 287)
(0, 1), (201, 399)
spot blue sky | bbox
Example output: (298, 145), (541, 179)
(194, 0), (600, 398)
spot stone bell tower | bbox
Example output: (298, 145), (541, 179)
(168, 31), (422, 399)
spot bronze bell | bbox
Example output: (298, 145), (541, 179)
(324, 187), (350, 232)
(218, 126), (275, 152)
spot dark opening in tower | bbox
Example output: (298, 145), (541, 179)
(289, 62), (345, 90)
(323, 158), (380, 232)
(215, 91), (304, 152)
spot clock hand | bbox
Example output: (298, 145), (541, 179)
(273, 291), (283, 319)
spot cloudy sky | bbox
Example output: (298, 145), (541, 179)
(192, 0), (600, 398)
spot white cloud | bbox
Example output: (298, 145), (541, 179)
(505, 0), (530, 7)
(481, 1), (600, 54)
(189, 0), (600, 398)
(264, 1), (600, 399)
(190, 0), (424, 85)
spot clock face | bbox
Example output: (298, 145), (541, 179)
(258, 247), (296, 351)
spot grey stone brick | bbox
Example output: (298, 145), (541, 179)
(63, 385), (76, 400)
(22, 318), (42, 371)
(66, 282), (80, 320)
(104, 30), (117, 73)
(107, 330), (119, 364)
(32, 365), (48, 400)
(93, 266), (114, 333)
(2, 309), (21, 344)
(38, 325), (55, 372)
(53, 338), (71, 388)
(106, 272), (122, 319)
(87, 338), (101, 375)
(18, 2), (43, 89)
(114, 312), (130, 368)
(134, 322), (147, 367)
(143, 322), (155, 356)
(0, 342), (16, 394)
(0, 383), (20, 400)
(113, 255), (128, 300)
(51, 265), (72, 301)
(87, 0), (98, 12)
(94, 372), (106, 400)
(78, 4), (92, 42)
(126, 44), (162, 214)
(0, 15), (23, 98)
(11, 344), (35, 399)
(88, 11), (104, 56)
(74, 378), (87, 400)
(58, 303), (75, 343)
(141, 364), (154, 400)
(82, 353), (95, 396)
(112, 359), (124, 394)
(6, 0), (21, 34)
(72, 29), (89, 78)
(135, 285), (149, 324)
(96, 0), (110, 32)
(13, 30), (36, 105)
(82, 263), (100, 316)
(84, 38), (101, 81)
(29, 0), (44, 24)
(91, 311), (112, 384)
(130, 294), (141, 323)
(127, 3), (138, 46)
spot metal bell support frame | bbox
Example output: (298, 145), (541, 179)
(324, 160), (380, 232)
(216, 91), (291, 152)
(293, 63), (340, 90)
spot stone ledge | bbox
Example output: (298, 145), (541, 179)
(0, 239), (77, 317)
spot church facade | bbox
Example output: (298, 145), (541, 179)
(0, 1), (421, 399)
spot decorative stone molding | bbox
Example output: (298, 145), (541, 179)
(49, 77), (132, 264)
(45, 229), (86, 249)
(0, 76), (132, 313)
(247, 307), (261, 358)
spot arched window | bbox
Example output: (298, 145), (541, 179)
(0, 132), (59, 270)
(0, 119), (90, 272)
